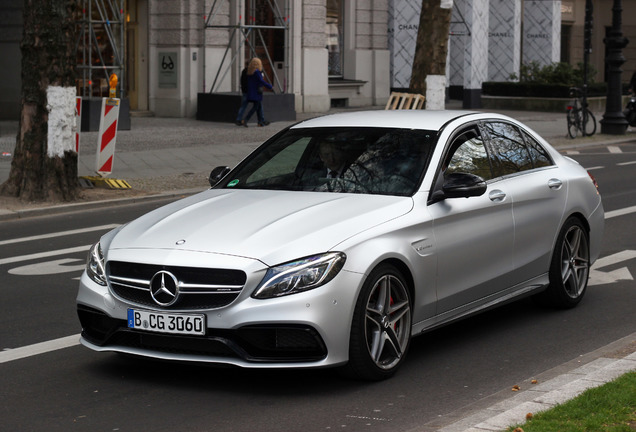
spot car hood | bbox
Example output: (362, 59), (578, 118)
(108, 189), (413, 266)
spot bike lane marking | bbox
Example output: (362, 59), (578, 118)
(9, 258), (86, 275)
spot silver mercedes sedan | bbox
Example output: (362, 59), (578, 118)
(77, 110), (604, 380)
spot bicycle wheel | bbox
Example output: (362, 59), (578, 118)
(567, 111), (579, 139)
(582, 109), (596, 136)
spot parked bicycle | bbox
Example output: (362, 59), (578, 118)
(566, 87), (596, 138)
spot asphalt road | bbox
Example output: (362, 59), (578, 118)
(1, 143), (635, 432)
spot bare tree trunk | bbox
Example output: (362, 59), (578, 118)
(410, 0), (452, 108)
(1, 0), (79, 202)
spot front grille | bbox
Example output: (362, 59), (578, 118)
(107, 261), (247, 310)
(78, 305), (327, 362)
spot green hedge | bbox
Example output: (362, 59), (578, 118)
(482, 82), (607, 98)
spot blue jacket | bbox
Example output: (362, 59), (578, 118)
(246, 70), (273, 102)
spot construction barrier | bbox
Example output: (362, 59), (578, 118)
(95, 97), (120, 176)
(385, 92), (425, 110)
(75, 96), (82, 154)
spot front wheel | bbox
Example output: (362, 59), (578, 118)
(539, 217), (590, 308)
(341, 264), (412, 381)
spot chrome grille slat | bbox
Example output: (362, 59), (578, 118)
(109, 275), (149, 286)
(111, 282), (150, 291)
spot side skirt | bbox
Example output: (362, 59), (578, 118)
(411, 274), (549, 336)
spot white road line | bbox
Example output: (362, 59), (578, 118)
(0, 224), (119, 246)
(566, 150), (580, 155)
(0, 245), (91, 266)
(617, 160), (636, 166)
(606, 205), (636, 220)
(0, 334), (80, 364)
(585, 166), (605, 171)
(608, 146), (623, 153)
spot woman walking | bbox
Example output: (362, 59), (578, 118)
(243, 57), (273, 127)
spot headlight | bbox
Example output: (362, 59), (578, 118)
(252, 252), (346, 299)
(86, 242), (107, 286)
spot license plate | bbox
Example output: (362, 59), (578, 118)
(127, 309), (206, 336)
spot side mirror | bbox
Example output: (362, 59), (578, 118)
(441, 172), (487, 198)
(209, 166), (231, 187)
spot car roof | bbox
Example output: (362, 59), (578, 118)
(291, 110), (480, 131)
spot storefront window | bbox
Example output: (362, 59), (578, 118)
(327, 0), (344, 77)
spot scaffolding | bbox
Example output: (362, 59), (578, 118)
(205, 0), (290, 93)
(76, 0), (125, 99)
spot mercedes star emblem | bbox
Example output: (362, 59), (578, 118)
(149, 270), (180, 306)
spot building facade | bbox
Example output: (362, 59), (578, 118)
(0, 0), (634, 120)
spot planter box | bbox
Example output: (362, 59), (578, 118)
(197, 92), (296, 123)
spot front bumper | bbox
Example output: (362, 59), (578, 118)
(78, 304), (328, 363)
(76, 267), (363, 369)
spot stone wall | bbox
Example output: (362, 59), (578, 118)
(149, 0), (206, 117)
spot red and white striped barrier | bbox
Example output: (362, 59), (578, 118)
(75, 97), (82, 155)
(95, 98), (120, 176)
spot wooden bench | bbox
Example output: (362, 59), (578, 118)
(385, 92), (425, 110)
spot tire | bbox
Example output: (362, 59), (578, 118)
(583, 109), (596, 136)
(567, 112), (578, 139)
(341, 264), (412, 381)
(540, 217), (590, 308)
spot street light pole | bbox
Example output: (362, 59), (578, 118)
(582, 0), (592, 136)
(600, 0), (629, 135)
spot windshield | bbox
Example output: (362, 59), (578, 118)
(217, 127), (437, 196)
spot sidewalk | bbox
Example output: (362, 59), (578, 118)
(0, 104), (635, 431)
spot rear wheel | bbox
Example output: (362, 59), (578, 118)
(540, 217), (590, 308)
(342, 264), (412, 381)
(567, 111), (579, 139)
(583, 109), (596, 136)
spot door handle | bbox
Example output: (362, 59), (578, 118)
(489, 190), (506, 202)
(548, 178), (563, 190)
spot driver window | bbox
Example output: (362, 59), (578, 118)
(444, 129), (493, 180)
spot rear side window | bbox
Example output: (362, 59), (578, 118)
(521, 130), (553, 168)
(483, 122), (533, 176)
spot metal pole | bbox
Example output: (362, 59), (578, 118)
(582, 0), (592, 136)
(600, 0), (629, 135)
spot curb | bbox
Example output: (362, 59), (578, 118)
(0, 188), (203, 222)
